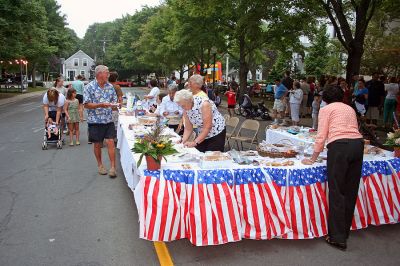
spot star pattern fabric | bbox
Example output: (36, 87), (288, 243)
(142, 158), (400, 186)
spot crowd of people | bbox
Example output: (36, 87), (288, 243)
(41, 65), (400, 251)
(270, 71), (400, 130)
(42, 68), (228, 178)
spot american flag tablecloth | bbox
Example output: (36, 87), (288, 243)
(137, 158), (400, 246)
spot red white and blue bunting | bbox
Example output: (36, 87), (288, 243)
(138, 158), (400, 246)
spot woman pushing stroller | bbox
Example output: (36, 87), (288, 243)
(42, 88), (65, 149)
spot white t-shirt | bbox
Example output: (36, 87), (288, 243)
(385, 83), (399, 100)
(146, 86), (160, 107)
(43, 93), (65, 111)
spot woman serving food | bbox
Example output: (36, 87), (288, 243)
(174, 89), (226, 152)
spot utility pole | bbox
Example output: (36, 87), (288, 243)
(98, 36), (111, 64)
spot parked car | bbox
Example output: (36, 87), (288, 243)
(115, 79), (134, 87)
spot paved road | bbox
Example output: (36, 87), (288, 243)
(0, 92), (158, 266)
(0, 88), (400, 266)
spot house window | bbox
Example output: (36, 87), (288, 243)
(73, 58), (79, 66)
(83, 59), (88, 67)
(80, 70), (85, 77)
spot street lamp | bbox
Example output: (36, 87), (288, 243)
(211, 46), (217, 92)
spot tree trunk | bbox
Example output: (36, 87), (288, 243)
(238, 36), (249, 104)
(345, 42), (364, 86)
(250, 67), (257, 82)
(32, 62), (37, 88)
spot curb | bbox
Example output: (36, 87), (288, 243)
(0, 91), (46, 107)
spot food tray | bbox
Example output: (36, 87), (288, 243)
(137, 116), (157, 126)
(256, 145), (298, 158)
(199, 153), (232, 169)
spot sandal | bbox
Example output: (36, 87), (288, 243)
(325, 236), (347, 251)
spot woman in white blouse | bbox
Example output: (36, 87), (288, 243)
(289, 81), (303, 126)
(174, 89), (226, 152)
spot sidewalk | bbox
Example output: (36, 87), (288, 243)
(0, 90), (45, 107)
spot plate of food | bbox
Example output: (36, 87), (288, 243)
(138, 116), (157, 126)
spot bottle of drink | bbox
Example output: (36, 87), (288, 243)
(126, 92), (133, 112)
(136, 100), (145, 116)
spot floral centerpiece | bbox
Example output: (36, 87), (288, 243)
(384, 129), (400, 157)
(132, 118), (178, 170)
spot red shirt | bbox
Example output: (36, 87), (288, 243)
(226, 91), (236, 105)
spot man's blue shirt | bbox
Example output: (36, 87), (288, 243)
(83, 80), (117, 124)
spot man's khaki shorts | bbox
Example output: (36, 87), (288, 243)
(273, 99), (285, 112)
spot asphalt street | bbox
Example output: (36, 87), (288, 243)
(0, 88), (400, 266)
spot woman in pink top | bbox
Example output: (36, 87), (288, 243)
(302, 86), (363, 251)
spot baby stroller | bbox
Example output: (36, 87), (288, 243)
(236, 94), (271, 120)
(42, 113), (64, 150)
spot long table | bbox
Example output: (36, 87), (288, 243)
(117, 115), (400, 246)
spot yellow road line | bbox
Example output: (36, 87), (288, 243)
(153, 241), (174, 266)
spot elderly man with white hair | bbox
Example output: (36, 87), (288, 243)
(188, 74), (208, 98)
(174, 89), (226, 152)
(84, 65), (118, 178)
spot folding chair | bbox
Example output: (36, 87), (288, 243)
(230, 119), (260, 150)
(223, 114), (230, 122)
(225, 116), (240, 149)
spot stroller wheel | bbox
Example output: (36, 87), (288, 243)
(42, 142), (48, 150)
(57, 141), (62, 149)
(234, 106), (242, 115)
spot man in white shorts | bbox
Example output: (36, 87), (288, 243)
(272, 79), (288, 125)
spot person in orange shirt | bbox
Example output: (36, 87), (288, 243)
(302, 86), (364, 251)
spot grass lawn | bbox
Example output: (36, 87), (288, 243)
(26, 86), (47, 92)
(0, 86), (46, 99)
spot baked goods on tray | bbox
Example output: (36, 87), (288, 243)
(257, 142), (298, 158)
(260, 160), (295, 167)
(200, 152), (232, 169)
(137, 116), (157, 126)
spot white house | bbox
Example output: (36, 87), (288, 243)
(62, 50), (95, 81)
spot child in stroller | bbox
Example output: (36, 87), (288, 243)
(42, 112), (63, 150)
(46, 118), (59, 138)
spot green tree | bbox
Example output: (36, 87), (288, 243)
(200, 0), (317, 98)
(317, 0), (382, 83)
(134, 1), (227, 81)
(0, 0), (81, 86)
(114, 6), (160, 80)
(361, 0), (400, 76)
(304, 24), (330, 77)
(324, 39), (346, 76)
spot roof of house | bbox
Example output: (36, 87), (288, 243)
(65, 50), (94, 62)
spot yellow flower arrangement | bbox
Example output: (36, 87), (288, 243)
(132, 118), (178, 167)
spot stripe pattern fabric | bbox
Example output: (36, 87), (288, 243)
(138, 159), (400, 246)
